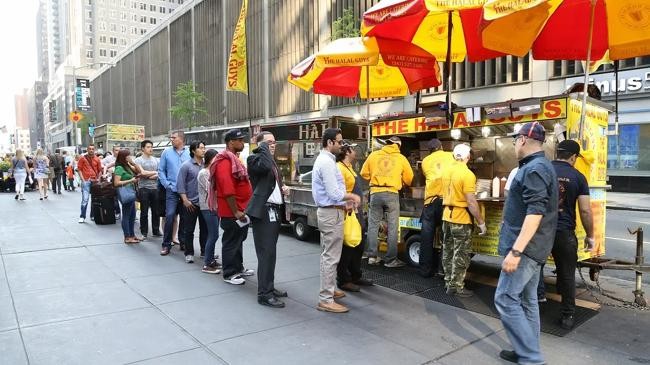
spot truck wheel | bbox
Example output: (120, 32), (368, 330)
(404, 234), (422, 267)
(293, 217), (313, 241)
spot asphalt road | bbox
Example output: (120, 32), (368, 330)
(599, 209), (650, 284)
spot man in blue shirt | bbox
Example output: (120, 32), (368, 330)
(495, 122), (558, 365)
(158, 130), (191, 256)
(177, 141), (207, 264)
(312, 128), (360, 314)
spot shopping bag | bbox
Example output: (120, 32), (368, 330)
(343, 211), (362, 247)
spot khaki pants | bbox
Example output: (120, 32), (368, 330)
(317, 207), (344, 303)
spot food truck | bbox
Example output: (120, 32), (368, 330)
(259, 117), (369, 240)
(369, 93), (610, 266)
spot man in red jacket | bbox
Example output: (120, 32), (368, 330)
(214, 129), (254, 285)
(77, 144), (102, 223)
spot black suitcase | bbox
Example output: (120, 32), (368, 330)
(91, 181), (116, 198)
(92, 197), (116, 225)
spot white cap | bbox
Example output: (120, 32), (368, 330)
(453, 143), (471, 160)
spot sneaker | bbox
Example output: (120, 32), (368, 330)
(560, 315), (575, 330)
(152, 231), (163, 237)
(538, 296), (547, 303)
(185, 255), (194, 263)
(78, 217), (85, 223)
(454, 288), (474, 298)
(499, 350), (519, 363)
(115, 214), (121, 220)
(340, 282), (361, 292)
(446, 287), (457, 295)
(209, 259), (223, 269)
(14, 194), (18, 200)
(368, 257), (383, 266)
(202, 264), (221, 274)
(224, 275), (246, 285)
(384, 259), (406, 268)
(240, 268), (255, 276)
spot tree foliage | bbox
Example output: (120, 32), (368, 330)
(332, 8), (360, 40)
(169, 81), (208, 130)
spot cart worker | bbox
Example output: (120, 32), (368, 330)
(495, 122), (558, 365)
(440, 143), (486, 297)
(312, 128), (360, 313)
(336, 140), (374, 292)
(419, 138), (455, 278)
(539, 139), (594, 330)
(158, 130), (191, 256)
(361, 136), (414, 268)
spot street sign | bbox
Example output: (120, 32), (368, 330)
(75, 79), (91, 111)
(88, 123), (95, 137)
(69, 111), (83, 123)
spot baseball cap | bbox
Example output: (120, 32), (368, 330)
(453, 143), (471, 160)
(428, 138), (442, 150)
(384, 136), (402, 146)
(224, 129), (246, 142)
(508, 121), (546, 142)
(341, 139), (358, 148)
(557, 139), (582, 157)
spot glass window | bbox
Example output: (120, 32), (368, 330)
(150, 17), (156, 24)
(160, 7), (166, 13)
(609, 124), (640, 170)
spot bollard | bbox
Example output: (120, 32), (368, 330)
(633, 227), (647, 307)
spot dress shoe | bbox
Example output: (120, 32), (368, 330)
(334, 290), (346, 299)
(354, 278), (374, 286)
(258, 297), (285, 308)
(340, 282), (361, 292)
(317, 301), (349, 313)
(499, 350), (518, 363)
(560, 315), (575, 330)
(273, 289), (288, 298)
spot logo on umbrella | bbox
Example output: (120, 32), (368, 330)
(619, 3), (650, 29)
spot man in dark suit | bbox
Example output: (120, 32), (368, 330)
(247, 132), (290, 308)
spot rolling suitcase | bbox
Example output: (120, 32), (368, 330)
(92, 196), (116, 225)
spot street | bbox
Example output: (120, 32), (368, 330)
(600, 209), (650, 284)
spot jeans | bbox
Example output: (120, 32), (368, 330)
(178, 203), (207, 256)
(220, 217), (248, 279)
(80, 181), (92, 218)
(419, 198), (443, 276)
(162, 190), (180, 248)
(367, 192), (400, 262)
(495, 254), (545, 365)
(201, 210), (220, 266)
(138, 188), (160, 236)
(120, 200), (136, 237)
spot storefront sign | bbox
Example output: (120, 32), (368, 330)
(261, 121), (328, 141)
(565, 67), (650, 97)
(372, 99), (567, 136)
(75, 79), (91, 111)
(566, 99), (609, 185)
(106, 124), (145, 141)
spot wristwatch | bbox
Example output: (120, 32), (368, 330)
(510, 249), (522, 257)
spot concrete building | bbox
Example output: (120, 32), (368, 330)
(36, 0), (49, 81)
(14, 90), (29, 130)
(88, 0), (650, 192)
(27, 81), (48, 151)
(15, 128), (32, 154)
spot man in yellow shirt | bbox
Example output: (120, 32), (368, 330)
(419, 139), (455, 278)
(361, 136), (414, 268)
(441, 143), (487, 297)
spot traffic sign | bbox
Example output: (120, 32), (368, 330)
(69, 111), (83, 123)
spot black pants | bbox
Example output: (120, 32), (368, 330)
(138, 188), (161, 236)
(337, 210), (366, 285)
(251, 206), (281, 299)
(52, 172), (63, 193)
(60, 172), (68, 190)
(220, 217), (248, 278)
(179, 203), (207, 256)
(552, 230), (578, 316)
(419, 198), (443, 276)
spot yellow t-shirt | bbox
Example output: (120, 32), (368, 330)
(337, 161), (356, 194)
(441, 161), (476, 225)
(422, 150), (455, 203)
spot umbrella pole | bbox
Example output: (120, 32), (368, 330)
(366, 65), (371, 151)
(445, 11), (453, 125)
(579, 0), (598, 142)
(615, 60), (620, 169)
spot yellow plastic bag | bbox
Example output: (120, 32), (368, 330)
(343, 211), (362, 247)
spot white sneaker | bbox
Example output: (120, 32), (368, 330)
(240, 268), (255, 276)
(185, 255), (194, 263)
(78, 218), (85, 223)
(368, 257), (383, 266)
(224, 275), (246, 285)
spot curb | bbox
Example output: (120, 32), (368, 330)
(606, 205), (650, 213)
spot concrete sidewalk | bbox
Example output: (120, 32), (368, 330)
(607, 192), (650, 212)
(1, 191), (649, 365)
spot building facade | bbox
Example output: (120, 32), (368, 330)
(14, 90), (30, 130)
(15, 129), (32, 154)
(89, 0), (650, 192)
(27, 81), (49, 151)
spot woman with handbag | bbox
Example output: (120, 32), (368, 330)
(336, 140), (373, 292)
(113, 149), (142, 244)
(11, 149), (29, 201)
(33, 149), (50, 200)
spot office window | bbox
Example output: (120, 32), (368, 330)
(150, 17), (156, 24)
(178, 0), (183, 4)
(88, 0), (92, 4)
(99, 49), (107, 57)
(120, 38), (127, 46)
(110, 50), (118, 57)
(110, 36), (117, 44)
(87, 10), (92, 18)
(87, 24), (93, 32)
(140, 28), (147, 35)
(87, 37), (93, 45)
(121, 25), (127, 33)
(160, 7), (166, 13)
(140, 15), (146, 23)
(150, 4), (156, 11)
(121, 12), (127, 20)
(86, 50), (94, 58)
(99, 35), (106, 43)
(131, 1), (137, 8)
(110, 23), (117, 32)
(99, 21), (106, 31)
(169, 7), (173, 13)
(131, 26), (138, 34)
(140, 2), (146, 10)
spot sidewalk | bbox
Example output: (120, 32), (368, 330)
(607, 192), (650, 212)
(1, 192), (649, 365)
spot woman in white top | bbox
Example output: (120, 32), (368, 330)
(11, 149), (29, 200)
(33, 149), (50, 200)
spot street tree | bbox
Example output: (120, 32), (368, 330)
(169, 81), (208, 130)
(332, 8), (360, 40)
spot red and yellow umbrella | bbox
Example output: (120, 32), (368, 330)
(288, 37), (442, 99)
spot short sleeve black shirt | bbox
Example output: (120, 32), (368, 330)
(552, 160), (590, 231)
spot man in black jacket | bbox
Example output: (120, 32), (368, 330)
(247, 132), (289, 308)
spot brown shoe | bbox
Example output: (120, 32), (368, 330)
(317, 301), (349, 313)
(334, 290), (346, 299)
(340, 282), (361, 292)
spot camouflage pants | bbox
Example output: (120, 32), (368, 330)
(442, 222), (473, 290)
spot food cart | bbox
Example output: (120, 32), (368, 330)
(369, 93), (610, 266)
(94, 124), (145, 154)
(258, 117), (369, 240)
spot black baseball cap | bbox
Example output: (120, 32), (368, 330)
(557, 139), (582, 157)
(224, 129), (246, 142)
(428, 138), (442, 150)
(508, 121), (546, 142)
